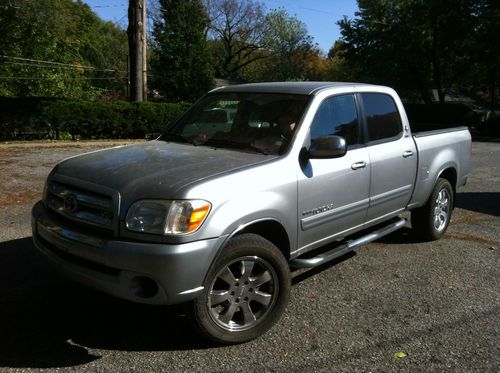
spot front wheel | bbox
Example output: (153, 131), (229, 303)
(192, 233), (290, 344)
(411, 178), (454, 241)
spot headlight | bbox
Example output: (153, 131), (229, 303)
(125, 199), (211, 235)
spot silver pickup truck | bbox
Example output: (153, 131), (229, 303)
(32, 82), (471, 344)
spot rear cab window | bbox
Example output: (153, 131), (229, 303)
(360, 93), (402, 144)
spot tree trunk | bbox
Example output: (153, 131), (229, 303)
(430, 21), (445, 104)
(407, 62), (433, 104)
(489, 66), (497, 112)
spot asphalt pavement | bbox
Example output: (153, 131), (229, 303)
(0, 140), (498, 372)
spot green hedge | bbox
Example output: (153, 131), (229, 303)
(0, 97), (191, 140)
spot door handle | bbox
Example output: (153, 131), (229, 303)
(351, 161), (367, 170)
(403, 150), (414, 158)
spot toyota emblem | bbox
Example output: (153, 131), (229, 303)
(63, 194), (78, 213)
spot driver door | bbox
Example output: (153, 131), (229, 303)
(297, 94), (370, 252)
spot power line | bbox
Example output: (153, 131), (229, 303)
(1, 61), (127, 73)
(1, 55), (115, 71)
(299, 6), (342, 17)
(89, 3), (127, 8)
(0, 72), (157, 80)
(115, 11), (129, 25)
(0, 76), (125, 80)
(0, 55), (126, 73)
(266, 0), (343, 17)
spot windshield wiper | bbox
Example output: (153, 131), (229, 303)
(204, 138), (269, 155)
(242, 144), (269, 155)
(160, 133), (196, 146)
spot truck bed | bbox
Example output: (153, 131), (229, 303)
(408, 126), (471, 209)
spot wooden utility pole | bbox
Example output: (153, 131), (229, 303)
(127, 0), (146, 102)
(142, 0), (147, 101)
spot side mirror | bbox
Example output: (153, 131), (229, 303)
(307, 135), (347, 159)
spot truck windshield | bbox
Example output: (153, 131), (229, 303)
(160, 92), (310, 155)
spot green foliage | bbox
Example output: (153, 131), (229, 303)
(151, 0), (214, 102)
(323, 41), (352, 82)
(0, 0), (128, 99)
(337, 0), (498, 105)
(0, 97), (190, 141)
(242, 8), (318, 82)
(264, 8), (314, 56)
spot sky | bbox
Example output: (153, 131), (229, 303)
(83, 0), (359, 53)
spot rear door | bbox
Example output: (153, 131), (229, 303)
(359, 93), (418, 223)
(297, 94), (370, 251)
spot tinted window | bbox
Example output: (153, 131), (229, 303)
(161, 93), (310, 155)
(361, 93), (402, 142)
(310, 94), (359, 146)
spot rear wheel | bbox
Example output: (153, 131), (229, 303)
(411, 178), (454, 241)
(193, 233), (290, 344)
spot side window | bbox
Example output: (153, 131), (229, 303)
(310, 94), (360, 146)
(361, 93), (402, 142)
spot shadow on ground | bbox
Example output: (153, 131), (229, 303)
(471, 132), (500, 143)
(456, 192), (500, 217)
(0, 237), (211, 369)
(372, 226), (422, 244)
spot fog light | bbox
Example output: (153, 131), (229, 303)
(130, 276), (159, 298)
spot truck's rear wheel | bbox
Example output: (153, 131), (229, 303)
(411, 178), (454, 241)
(193, 233), (290, 344)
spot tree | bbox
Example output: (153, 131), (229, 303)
(205, 0), (267, 80)
(471, 0), (499, 111)
(151, 0), (214, 102)
(0, 0), (128, 98)
(323, 40), (353, 82)
(337, 0), (487, 104)
(243, 8), (317, 82)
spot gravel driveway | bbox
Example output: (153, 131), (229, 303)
(0, 140), (498, 372)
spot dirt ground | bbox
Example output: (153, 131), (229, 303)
(0, 140), (142, 209)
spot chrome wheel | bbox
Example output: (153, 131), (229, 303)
(194, 234), (290, 344)
(208, 256), (278, 332)
(411, 178), (454, 241)
(433, 188), (450, 232)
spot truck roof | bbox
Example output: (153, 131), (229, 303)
(211, 81), (383, 95)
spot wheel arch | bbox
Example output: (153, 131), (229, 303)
(231, 219), (291, 261)
(438, 167), (457, 206)
(201, 218), (292, 291)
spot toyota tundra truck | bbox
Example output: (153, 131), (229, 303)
(32, 82), (471, 344)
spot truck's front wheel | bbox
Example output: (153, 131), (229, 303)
(193, 233), (290, 344)
(411, 178), (454, 241)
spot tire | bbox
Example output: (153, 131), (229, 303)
(192, 233), (290, 344)
(411, 178), (454, 241)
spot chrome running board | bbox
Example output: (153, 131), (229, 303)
(291, 217), (406, 269)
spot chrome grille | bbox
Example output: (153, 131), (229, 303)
(46, 181), (114, 231)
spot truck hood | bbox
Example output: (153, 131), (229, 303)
(53, 140), (276, 202)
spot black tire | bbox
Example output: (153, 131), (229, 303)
(411, 178), (454, 241)
(192, 233), (290, 344)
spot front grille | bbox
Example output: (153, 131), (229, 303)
(46, 181), (115, 231)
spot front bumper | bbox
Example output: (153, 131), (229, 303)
(32, 201), (226, 305)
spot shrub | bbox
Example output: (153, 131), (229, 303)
(0, 97), (190, 140)
(404, 103), (480, 129)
